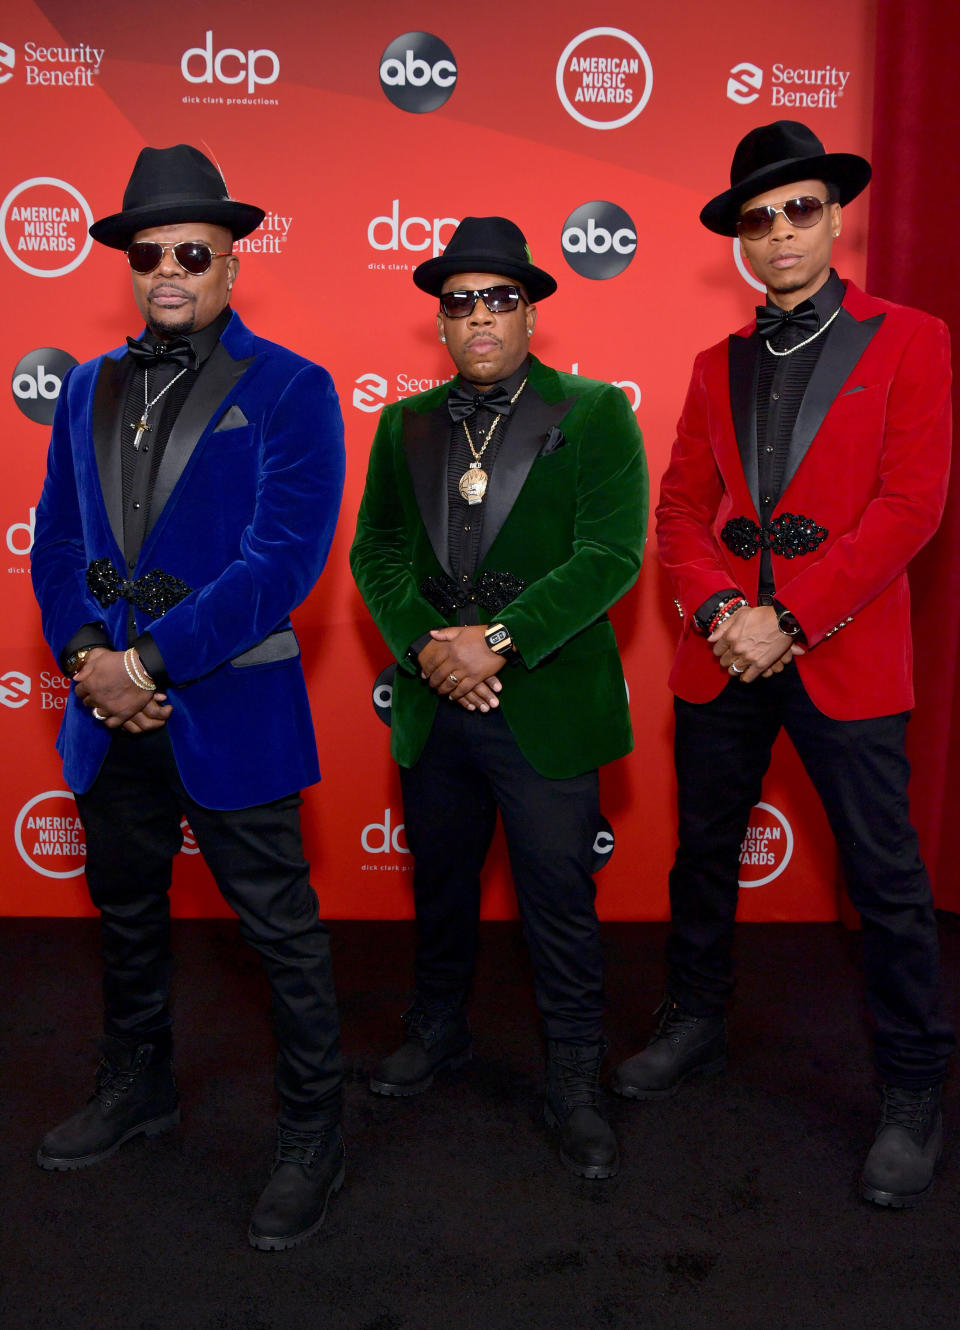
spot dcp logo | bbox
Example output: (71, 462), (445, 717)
(11, 347), (78, 424)
(561, 202), (637, 280)
(367, 199), (458, 258)
(372, 664), (395, 726)
(0, 177), (93, 278)
(181, 31), (279, 95)
(379, 32), (457, 113)
(739, 802), (794, 888)
(727, 61), (763, 105)
(361, 808), (409, 854)
(556, 28), (653, 130)
(0, 41), (15, 84)
(6, 506), (34, 556)
(0, 670), (31, 709)
(354, 373), (388, 413)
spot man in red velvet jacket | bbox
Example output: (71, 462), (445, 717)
(613, 121), (954, 1209)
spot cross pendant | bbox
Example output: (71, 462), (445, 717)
(130, 415), (150, 450)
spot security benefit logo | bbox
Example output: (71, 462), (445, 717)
(562, 202), (637, 280)
(12, 348), (78, 425)
(726, 60), (850, 109)
(738, 802), (794, 889)
(379, 32), (457, 113)
(556, 28), (653, 130)
(0, 178), (93, 278)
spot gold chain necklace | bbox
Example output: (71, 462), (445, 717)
(458, 376), (528, 505)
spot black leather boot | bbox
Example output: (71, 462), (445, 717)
(36, 1037), (179, 1170)
(544, 1039), (619, 1179)
(860, 1084), (943, 1208)
(248, 1125), (345, 1250)
(369, 998), (471, 1096)
(613, 996), (727, 1100)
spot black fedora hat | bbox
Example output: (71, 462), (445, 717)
(414, 216), (557, 301)
(89, 144), (265, 250)
(700, 120), (871, 236)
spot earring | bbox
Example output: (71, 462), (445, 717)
(440, 336), (446, 343)
(834, 231), (840, 237)
(527, 329), (533, 337)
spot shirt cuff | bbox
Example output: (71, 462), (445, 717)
(692, 590), (743, 634)
(58, 622), (110, 674)
(133, 633), (168, 689)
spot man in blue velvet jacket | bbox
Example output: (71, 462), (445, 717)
(30, 144), (346, 1251)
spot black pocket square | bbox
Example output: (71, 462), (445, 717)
(214, 404), (249, 431)
(841, 385), (867, 396)
(540, 426), (566, 456)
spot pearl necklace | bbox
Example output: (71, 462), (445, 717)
(764, 305), (841, 357)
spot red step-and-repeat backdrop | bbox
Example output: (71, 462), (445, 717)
(1, 0), (877, 920)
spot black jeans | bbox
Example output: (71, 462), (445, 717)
(74, 728), (343, 1130)
(666, 668), (954, 1088)
(400, 704), (605, 1043)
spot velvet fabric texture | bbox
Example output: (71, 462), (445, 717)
(350, 355), (648, 779)
(31, 312), (345, 809)
(658, 280), (952, 721)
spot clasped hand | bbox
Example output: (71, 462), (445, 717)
(73, 648), (173, 733)
(708, 604), (804, 684)
(418, 625), (505, 713)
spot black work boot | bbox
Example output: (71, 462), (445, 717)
(544, 1039), (619, 1179)
(613, 996), (727, 1100)
(860, 1084), (943, 1208)
(369, 998), (471, 1096)
(36, 1036), (179, 1170)
(248, 1125), (345, 1250)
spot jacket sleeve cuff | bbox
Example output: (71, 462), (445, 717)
(58, 622), (110, 674)
(133, 633), (169, 689)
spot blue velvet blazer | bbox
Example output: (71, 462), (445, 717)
(31, 311), (345, 809)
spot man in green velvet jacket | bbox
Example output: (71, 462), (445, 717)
(350, 216), (647, 1179)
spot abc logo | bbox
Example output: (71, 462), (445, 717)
(379, 31), (457, 113)
(372, 663), (396, 726)
(561, 202), (637, 280)
(11, 348), (78, 425)
(590, 815), (615, 873)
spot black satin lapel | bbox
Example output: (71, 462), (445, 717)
(728, 334), (760, 514)
(148, 343), (254, 532)
(403, 405), (452, 576)
(478, 390), (576, 565)
(92, 356), (127, 552)
(784, 310), (885, 492)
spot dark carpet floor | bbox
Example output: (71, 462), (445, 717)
(3, 916), (960, 1330)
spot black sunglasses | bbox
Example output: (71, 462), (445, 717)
(736, 196), (828, 241)
(439, 285), (527, 318)
(125, 240), (232, 275)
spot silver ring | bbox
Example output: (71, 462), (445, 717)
(448, 673), (459, 684)
(92, 706), (107, 720)
(729, 662), (744, 675)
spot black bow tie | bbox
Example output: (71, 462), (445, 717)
(755, 303), (821, 342)
(447, 382), (513, 422)
(125, 335), (198, 371)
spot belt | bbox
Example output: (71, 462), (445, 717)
(721, 513), (828, 561)
(86, 558), (193, 618)
(420, 569), (525, 619)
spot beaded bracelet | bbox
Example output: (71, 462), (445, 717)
(123, 647), (156, 692)
(707, 596), (749, 636)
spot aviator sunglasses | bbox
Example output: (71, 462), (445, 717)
(439, 285), (527, 318)
(735, 195), (828, 241)
(125, 240), (232, 275)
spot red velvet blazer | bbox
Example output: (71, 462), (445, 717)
(657, 281), (952, 720)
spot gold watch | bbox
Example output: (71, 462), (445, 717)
(63, 646), (97, 677)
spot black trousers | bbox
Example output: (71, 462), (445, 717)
(74, 728), (343, 1130)
(399, 704), (604, 1044)
(666, 668), (954, 1088)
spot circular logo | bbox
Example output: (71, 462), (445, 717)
(0, 178), (93, 278)
(11, 347), (78, 424)
(590, 815), (615, 873)
(734, 238), (766, 294)
(15, 789), (86, 879)
(379, 32), (457, 113)
(561, 201), (637, 280)
(738, 801), (794, 888)
(372, 663), (396, 726)
(556, 27), (653, 130)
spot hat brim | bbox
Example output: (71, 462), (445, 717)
(413, 251), (557, 302)
(90, 199), (266, 249)
(700, 152), (872, 236)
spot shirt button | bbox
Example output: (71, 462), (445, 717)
(772, 391), (781, 401)
(128, 560), (136, 570)
(765, 445), (775, 454)
(464, 524), (471, 532)
(762, 495), (772, 505)
(461, 574), (469, 583)
(132, 501), (141, 510)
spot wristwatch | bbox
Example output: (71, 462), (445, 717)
(776, 609), (803, 638)
(484, 623), (514, 656)
(63, 646), (97, 677)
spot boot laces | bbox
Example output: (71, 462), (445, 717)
(550, 1046), (603, 1110)
(402, 1000), (459, 1047)
(94, 1052), (145, 1108)
(654, 998), (708, 1044)
(879, 1086), (937, 1134)
(274, 1126), (331, 1171)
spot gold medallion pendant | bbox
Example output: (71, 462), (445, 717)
(458, 464), (488, 505)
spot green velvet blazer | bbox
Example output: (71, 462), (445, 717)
(350, 355), (648, 778)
